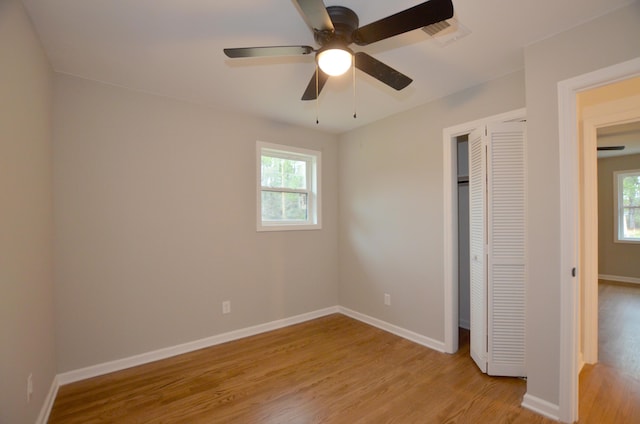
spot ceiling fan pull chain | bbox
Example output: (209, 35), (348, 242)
(315, 65), (320, 124)
(353, 56), (357, 119)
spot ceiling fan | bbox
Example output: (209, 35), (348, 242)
(224, 0), (454, 101)
(597, 146), (625, 151)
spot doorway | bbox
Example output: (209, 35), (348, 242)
(579, 82), (640, 366)
(557, 57), (640, 423)
(457, 135), (470, 333)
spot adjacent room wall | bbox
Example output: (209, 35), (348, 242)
(598, 154), (640, 280)
(524, 0), (640, 408)
(0, 1), (56, 422)
(53, 74), (339, 372)
(338, 70), (525, 341)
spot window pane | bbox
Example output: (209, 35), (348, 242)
(621, 174), (640, 240)
(261, 156), (307, 189)
(261, 191), (308, 221)
(622, 207), (640, 239)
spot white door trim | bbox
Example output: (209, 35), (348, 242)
(557, 57), (640, 424)
(442, 108), (526, 354)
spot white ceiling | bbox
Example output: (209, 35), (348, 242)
(598, 121), (640, 159)
(22, 0), (635, 133)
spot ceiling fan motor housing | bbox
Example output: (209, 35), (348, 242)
(314, 6), (359, 46)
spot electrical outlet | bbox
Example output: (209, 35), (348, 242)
(27, 373), (33, 403)
(384, 293), (391, 306)
(222, 300), (231, 314)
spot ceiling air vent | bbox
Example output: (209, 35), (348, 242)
(422, 17), (470, 46)
(423, 20), (451, 37)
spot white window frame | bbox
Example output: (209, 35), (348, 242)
(614, 169), (640, 244)
(256, 141), (321, 232)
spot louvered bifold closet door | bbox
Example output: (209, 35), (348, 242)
(486, 122), (526, 377)
(468, 129), (487, 373)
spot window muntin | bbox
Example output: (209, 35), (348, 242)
(257, 142), (320, 231)
(614, 169), (640, 243)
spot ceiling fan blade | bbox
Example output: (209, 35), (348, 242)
(353, 0), (454, 46)
(301, 68), (330, 101)
(295, 0), (334, 32)
(597, 146), (625, 151)
(354, 52), (412, 91)
(224, 46), (314, 58)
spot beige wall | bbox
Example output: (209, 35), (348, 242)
(598, 154), (640, 279)
(338, 70), (525, 340)
(524, 1), (640, 407)
(53, 74), (339, 372)
(0, 1), (56, 422)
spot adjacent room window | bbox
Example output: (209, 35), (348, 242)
(257, 141), (321, 231)
(614, 169), (640, 243)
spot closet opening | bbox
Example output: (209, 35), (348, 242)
(456, 134), (470, 335)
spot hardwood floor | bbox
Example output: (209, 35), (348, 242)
(597, 281), (640, 376)
(50, 299), (640, 424)
(50, 315), (553, 423)
(577, 281), (640, 423)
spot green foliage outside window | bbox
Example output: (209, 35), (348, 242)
(622, 174), (640, 239)
(261, 155), (309, 222)
(261, 191), (308, 221)
(261, 156), (306, 189)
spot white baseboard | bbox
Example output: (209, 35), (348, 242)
(522, 393), (560, 421)
(56, 305), (446, 393)
(599, 274), (640, 285)
(57, 306), (340, 385)
(36, 376), (59, 424)
(338, 307), (446, 353)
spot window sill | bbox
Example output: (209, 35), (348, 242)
(257, 223), (321, 232)
(614, 238), (640, 245)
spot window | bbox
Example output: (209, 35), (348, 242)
(257, 141), (321, 231)
(614, 169), (640, 243)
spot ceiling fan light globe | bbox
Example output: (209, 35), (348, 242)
(317, 48), (352, 76)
